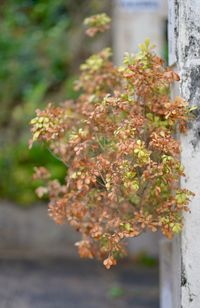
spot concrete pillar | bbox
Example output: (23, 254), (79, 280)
(113, 0), (168, 64)
(113, 0), (167, 257)
(162, 1), (200, 307)
(177, 1), (200, 306)
(160, 240), (173, 308)
(160, 236), (181, 308)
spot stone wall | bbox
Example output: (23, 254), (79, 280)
(0, 202), (80, 258)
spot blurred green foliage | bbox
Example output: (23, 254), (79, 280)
(0, 142), (66, 205)
(108, 286), (125, 298)
(0, 0), (109, 205)
(135, 252), (157, 267)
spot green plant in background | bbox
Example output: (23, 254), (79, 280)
(0, 0), (109, 205)
(109, 286), (125, 298)
(134, 252), (157, 267)
(0, 142), (66, 205)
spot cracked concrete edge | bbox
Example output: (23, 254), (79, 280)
(176, 1), (200, 307)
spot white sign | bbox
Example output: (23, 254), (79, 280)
(119, 0), (161, 12)
(168, 0), (177, 65)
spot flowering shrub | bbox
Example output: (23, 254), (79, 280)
(30, 14), (194, 269)
(84, 13), (111, 37)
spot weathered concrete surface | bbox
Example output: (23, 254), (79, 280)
(172, 1), (200, 307)
(0, 257), (159, 308)
(0, 202), (80, 258)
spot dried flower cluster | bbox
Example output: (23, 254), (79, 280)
(30, 14), (194, 269)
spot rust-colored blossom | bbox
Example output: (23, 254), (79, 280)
(30, 20), (194, 268)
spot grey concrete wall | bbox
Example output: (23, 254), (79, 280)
(178, 1), (200, 305)
(164, 1), (200, 307)
(0, 202), (80, 258)
(0, 202), (161, 258)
